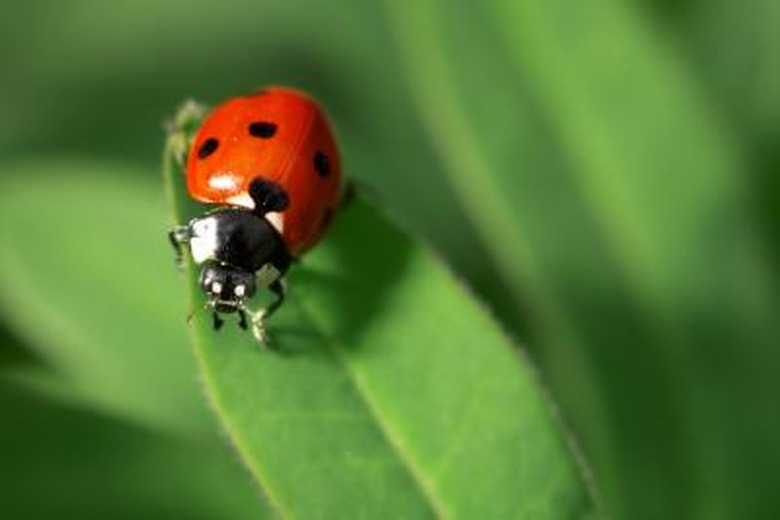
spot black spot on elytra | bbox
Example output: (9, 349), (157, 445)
(249, 177), (289, 214)
(249, 122), (277, 138)
(314, 151), (330, 177)
(198, 138), (219, 159)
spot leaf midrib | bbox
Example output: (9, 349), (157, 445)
(291, 291), (452, 519)
(187, 271), (452, 519)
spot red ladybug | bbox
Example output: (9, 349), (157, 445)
(169, 87), (342, 342)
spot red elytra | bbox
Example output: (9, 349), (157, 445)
(186, 86), (342, 257)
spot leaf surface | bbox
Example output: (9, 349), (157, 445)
(165, 124), (596, 518)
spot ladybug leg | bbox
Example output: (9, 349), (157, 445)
(249, 279), (286, 347)
(265, 279), (287, 318)
(248, 178), (290, 216)
(342, 180), (357, 207)
(212, 311), (224, 331)
(168, 225), (189, 270)
(237, 309), (248, 330)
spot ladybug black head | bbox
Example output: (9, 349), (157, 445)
(178, 206), (291, 333)
(199, 262), (257, 313)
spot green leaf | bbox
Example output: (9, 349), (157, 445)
(385, 1), (780, 519)
(0, 161), (212, 435)
(668, 0), (780, 134)
(0, 380), (272, 520)
(165, 113), (596, 518)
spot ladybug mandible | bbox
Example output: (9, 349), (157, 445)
(169, 87), (342, 343)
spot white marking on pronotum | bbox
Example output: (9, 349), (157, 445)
(265, 211), (284, 234)
(227, 193), (255, 209)
(189, 217), (219, 264)
(225, 195), (284, 234)
(208, 173), (238, 190)
(211, 281), (223, 294)
(234, 285), (246, 297)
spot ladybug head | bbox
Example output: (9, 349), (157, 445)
(199, 262), (257, 313)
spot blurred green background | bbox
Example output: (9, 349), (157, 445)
(1, 0), (778, 518)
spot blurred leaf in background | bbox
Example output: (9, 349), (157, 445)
(0, 379), (271, 520)
(385, 1), (780, 519)
(0, 0), (778, 518)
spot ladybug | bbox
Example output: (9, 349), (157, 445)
(169, 87), (342, 343)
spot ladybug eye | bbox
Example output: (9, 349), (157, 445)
(248, 121), (277, 138)
(198, 138), (219, 159)
(314, 151), (330, 177)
